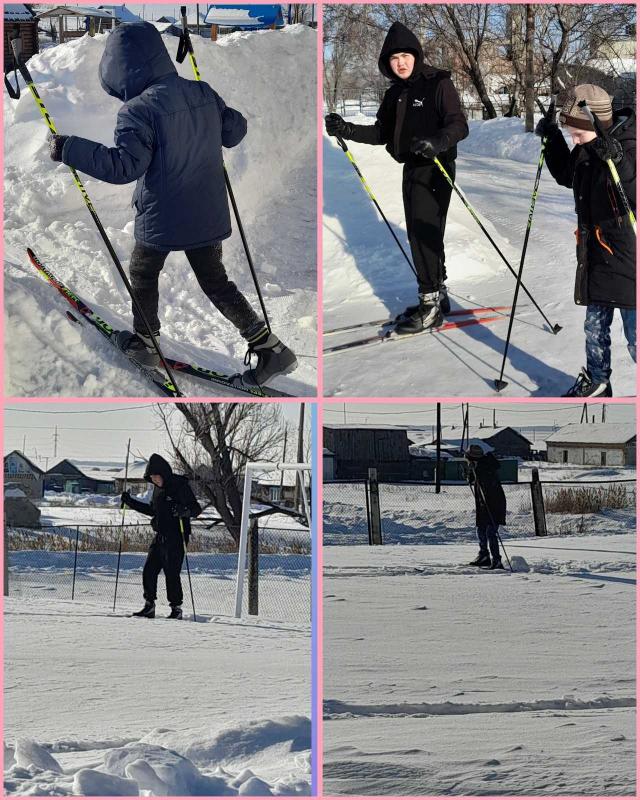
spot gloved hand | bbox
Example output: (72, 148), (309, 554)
(170, 501), (191, 518)
(534, 116), (559, 139)
(121, 490), (132, 507)
(589, 134), (623, 164)
(410, 133), (450, 159)
(48, 132), (68, 162)
(325, 113), (354, 139)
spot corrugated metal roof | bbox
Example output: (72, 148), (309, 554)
(546, 423), (636, 445)
(36, 6), (115, 19)
(4, 5), (34, 22)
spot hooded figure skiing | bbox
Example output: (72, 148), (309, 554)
(47, 22), (296, 388)
(325, 21), (469, 334)
(465, 444), (506, 570)
(121, 453), (202, 619)
(535, 85), (636, 397)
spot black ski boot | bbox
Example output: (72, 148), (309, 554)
(469, 552), (491, 567)
(116, 331), (161, 369)
(168, 606), (183, 620)
(395, 292), (443, 335)
(482, 558), (504, 571)
(395, 285), (450, 323)
(240, 331), (297, 387)
(132, 601), (155, 618)
(562, 367), (612, 398)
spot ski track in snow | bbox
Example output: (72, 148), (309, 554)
(4, 597), (311, 796)
(323, 534), (635, 795)
(4, 28), (317, 397)
(323, 115), (635, 397)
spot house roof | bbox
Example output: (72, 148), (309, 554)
(97, 5), (142, 22)
(439, 426), (532, 447)
(4, 450), (45, 475)
(204, 4), (284, 28)
(47, 459), (119, 482)
(4, 4), (34, 21)
(36, 6), (116, 19)
(546, 423), (637, 446)
(324, 423), (408, 432)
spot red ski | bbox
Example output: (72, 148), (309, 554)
(324, 306), (511, 337)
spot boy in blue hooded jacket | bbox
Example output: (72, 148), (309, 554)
(48, 22), (296, 387)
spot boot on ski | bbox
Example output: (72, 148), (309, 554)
(116, 331), (161, 369)
(395, 285), (450, 323)
(482, 558), (504, 571)
(240, 331), (297, 387)
(167, 606), (183, 620)
(132, 601), (155, 618)
(563, 367), (612, 398)
(395, 292), (443, 335)
(469, 552), (491, 567)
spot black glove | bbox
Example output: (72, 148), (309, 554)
(325, 113), (354, 139)
(410, 134), (450, 159)
(534, 116), (559, 139)
(121, 490), (132, 507)
(589, 134), (623, 164)
(170, 501), (191, 518)
(48, 132), (68, 162)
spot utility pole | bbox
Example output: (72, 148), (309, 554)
(196, 3), (200, 35)
(293, 405), (305, 512)
(493, 408), (497, 428)
(22, 435), (26, 454)
(280, 427), (288, 496)
(601, 404), (606, 423)
(435, 402), (441, 494)
(53, 426), (59, 458)
(581, 403), (588, 424)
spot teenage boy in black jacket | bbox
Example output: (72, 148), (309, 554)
(122, 453), (202, 619)
(536, 84), (636, 397)
(325, 21), (469, 333)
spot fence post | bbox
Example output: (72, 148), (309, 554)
(72, 525), (80, 599)
(4, 520), (8, 597)
(530, 468), (547, 536)
(367, 468), (383, 545)
(248, 519), (259, 616)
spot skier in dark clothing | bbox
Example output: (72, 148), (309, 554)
(47, 22), (296, 387)
(465, 444), (506, 570)
(535, 84), (636, 397)
(325, 21), (469, 333)
(121, 453), (202, 619)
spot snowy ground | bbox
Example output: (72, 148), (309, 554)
(4, 27), (317, 397)
(4, 596), (311, 796)
(323, 115), (635, 397)
(323, 534), (636, 795)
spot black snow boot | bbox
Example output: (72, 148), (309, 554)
(132, 601), (155, 618)
(167, 606), (183, 620)
(240, 331), (297, 387)
(395, 292), (443, 335)
(482, 558), (504, 571)
(469, 552), (491, 567)
(562, 367), (612, 398)
(396, 286), (450, 322)
(116, 331), (161, 369)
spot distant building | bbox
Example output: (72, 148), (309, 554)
(546, 423), (636, 466)
(97, 5), (142, 24)
(436, 426), (533, 460)
(4, 451), (45, 499)
(45, 460), (118, 494)
(204, 4), (284, 40)
(323, 448), (336, 481)
(4, 486), (42, 527)
(113, 460), (149, 493)
(4, 5), (39, 72)
(35, 6), (117, 43)
(324, 424), (411, 481)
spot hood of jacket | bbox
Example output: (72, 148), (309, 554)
(609, 107), (636, 143)
(144, 453), (174, 484)
(99, 21), (176, 102)
(378, 22), (424, 81)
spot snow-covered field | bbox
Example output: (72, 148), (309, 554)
(323, 534), (636, 795)
(323, 115), (635, 397)
(4, 26), (317, 397)
(4, 596), (311, 796)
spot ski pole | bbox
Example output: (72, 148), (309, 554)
(577, 100), (636, 235)
(180, 518), (197, 622)
(494, 94), (562, 392)
(113, 438), (131, 612)
(334, 135), (418, 279)
(467, 461), (513, 572)
(7, 40), (183, 398)
(177, 6), (272, 331)
(433, 156), (561, 334)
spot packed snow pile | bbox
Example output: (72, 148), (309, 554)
(4, 26), (316, 396)
(323, 115), (635, 397)
(4, 597), (311, 796)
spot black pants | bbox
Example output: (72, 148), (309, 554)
(402, 161), (455, 294)
(129, 242), (261, 336)
(142, 537), (184, 607)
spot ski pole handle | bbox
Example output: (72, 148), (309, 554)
(336, 135), (349, 153)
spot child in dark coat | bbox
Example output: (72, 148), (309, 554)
(48, 22), (296, 387)
(465, 444), (507, 570)
(536, 84), (636, 397)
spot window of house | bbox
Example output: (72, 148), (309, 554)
(563, 450), (568, 463)
(601, 451), (607, 466)
(269, 486), (281, 502)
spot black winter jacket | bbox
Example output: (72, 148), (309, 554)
(346, 22), (468, 165)
(469, 453), (507, 528)
(124, 453), (202, 545)
(543, 109), (636, 309)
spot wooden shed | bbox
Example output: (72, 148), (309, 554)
(4, 5), (38, 73)
(323, 424), (411, 481)
(36, 6), (116, 43)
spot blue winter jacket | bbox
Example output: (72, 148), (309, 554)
(61, 22), (247, 251)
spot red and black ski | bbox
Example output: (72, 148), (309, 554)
(324, 306), (511, 337)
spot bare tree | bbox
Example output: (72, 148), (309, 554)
(524, 5), (535, 131)
(155, 403), (287, 543)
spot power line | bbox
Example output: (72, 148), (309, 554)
(5, 404), (158, 415)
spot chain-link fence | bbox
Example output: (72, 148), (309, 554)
(6, 522), (311, 622)
(324, 477), (636, 545)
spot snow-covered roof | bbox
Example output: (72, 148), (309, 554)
(97, 5), (142, 23)
(4, 4), (34, 21)
(204, 4), (284, 28)
(113, 460), (149, 480)
(546, 423), (636, 446)
(4, 450), (45, 475)
(36, 6), (116, 19)
(408, 444), (455, 460)
(324, 423), (408, 432)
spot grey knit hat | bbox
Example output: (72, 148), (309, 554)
(558, 84), (613, 131)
